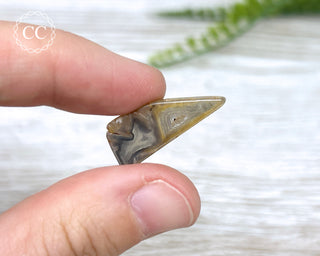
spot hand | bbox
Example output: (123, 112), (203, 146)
(0, 21), (200, 256)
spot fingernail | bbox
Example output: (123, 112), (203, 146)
(130, 180), (194, 237)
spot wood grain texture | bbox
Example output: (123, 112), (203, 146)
(0, 1), (319, 255)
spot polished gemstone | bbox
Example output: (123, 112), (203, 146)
(107, 96), (226, 164)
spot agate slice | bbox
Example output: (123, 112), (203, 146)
(107, 96), (225, 165)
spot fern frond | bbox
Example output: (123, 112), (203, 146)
(158, 7), (227, 21)
(148, 0), (320, 68)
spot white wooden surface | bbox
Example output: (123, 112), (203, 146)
(0, 1), (320, 255)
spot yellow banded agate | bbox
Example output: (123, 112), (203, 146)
(107, 96), (226, 164)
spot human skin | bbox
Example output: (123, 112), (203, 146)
(0, 21), (201, 256)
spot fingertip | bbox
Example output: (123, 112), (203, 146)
(107, 58), (167, 115)
(0, 21), (166, 115)
(141, 64), (167, 101)
(138, 163), (201, 225)
(0, 163), (200, 255)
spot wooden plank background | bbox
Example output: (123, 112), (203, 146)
(0, 1), (320, 255)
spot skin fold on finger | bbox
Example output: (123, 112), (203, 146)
(0, 21), (166, 115)
(0, 164), (200, 256)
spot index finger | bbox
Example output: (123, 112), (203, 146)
(0, 21), (166, 115)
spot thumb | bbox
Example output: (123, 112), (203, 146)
(0, 164), (200, 256)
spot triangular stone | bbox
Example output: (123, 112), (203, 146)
(107, 96), (225, 164)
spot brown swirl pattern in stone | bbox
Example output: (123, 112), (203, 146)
(107, 96), (226, 164)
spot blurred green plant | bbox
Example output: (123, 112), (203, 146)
(148, 0), (320, 68)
